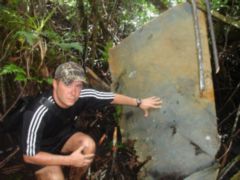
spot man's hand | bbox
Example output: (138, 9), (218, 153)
(69, 146), (95, 167)
(139, 96), (162, 117)
(111, 94), (163, 117)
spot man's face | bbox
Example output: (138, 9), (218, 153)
(53, 79), (83, 108)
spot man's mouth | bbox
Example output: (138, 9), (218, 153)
(66, 97), (75, 102)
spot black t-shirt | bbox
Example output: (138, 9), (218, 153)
(21, 88), (115, 156)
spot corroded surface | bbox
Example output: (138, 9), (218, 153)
(109, 3), (220, 179)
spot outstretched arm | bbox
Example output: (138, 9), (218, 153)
(111, 94), (162, 117)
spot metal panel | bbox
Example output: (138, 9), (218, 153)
(109, 3), (220, 179)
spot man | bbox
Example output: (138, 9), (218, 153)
(21, 61), (162, 179)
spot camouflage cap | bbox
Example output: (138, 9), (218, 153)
(54, 61), (87, 85)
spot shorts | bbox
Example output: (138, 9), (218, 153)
(40, 126), (78, 154)
(24, 126), (78, 171)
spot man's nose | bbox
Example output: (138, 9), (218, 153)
(70, 87), (77, 96)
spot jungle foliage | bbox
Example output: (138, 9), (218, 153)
(0, 0), (239, 107)
(0, 0), (163, 110)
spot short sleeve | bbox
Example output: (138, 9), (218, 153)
(21, 106), (48, 156)
(78, 89), (115, 110)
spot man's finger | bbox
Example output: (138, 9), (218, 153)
(77, 145), (86, 153)
(144, 110), (149, 117)
(84, 154), (95, 160)
(153, 104), (162, 108)
(152, 96), (160, 100)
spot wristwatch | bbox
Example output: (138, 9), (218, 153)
(136, 98), (142, 107)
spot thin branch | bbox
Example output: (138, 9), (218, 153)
(0, 84), (26, 122)
(0, 77), (6, 112)
(231, 104), (240, 137)
(85, 67), (110, 91)
(0, 146), (20, 169)
(217, 141), (232, 162)
(195, 1), (240, 29)
(0, 44), (10, 63)
(218, 154), (240, 180)
(218, 82), (240, 113)
(0, 30), (14, 63)
(218, 108), (238, 127)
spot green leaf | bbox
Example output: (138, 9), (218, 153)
(0, 6), (25, 29)
(15, 73), (27, 82)
(0, 64), (26, 76)
(43, 77), (53, 85)
(15, 31), (39, 45)
(41, 30), (61, 42)
(28, 76), (43, 83)
(54, 42), (83, 52)
(0, 64), (27, 82)
(103, 41), (113, 61)
(27, 77), (53, 84)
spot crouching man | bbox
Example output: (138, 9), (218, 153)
(21, 61), (162, 180)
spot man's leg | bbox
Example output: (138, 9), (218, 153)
(35, 166), (64, 180)
(61, 132), (96, 180)
(34, 132), (95, 180)
(61, 132), (96, 154)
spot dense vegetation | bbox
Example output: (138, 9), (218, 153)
(0, 0), (240, 179)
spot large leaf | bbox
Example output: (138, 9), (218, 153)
(0, 5), (24, 29)
(15, 31), (39, 46)
(0, 64), (25, 75)
(54, 42), (83, 52)
(0, 64), (27, 82)
(41, 30), (61, 42)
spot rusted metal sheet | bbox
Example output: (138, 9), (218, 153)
(109, 3), (220, 179)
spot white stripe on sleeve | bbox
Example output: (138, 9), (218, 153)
(26, 97), (52, 156)
(80, 89), (115, 100)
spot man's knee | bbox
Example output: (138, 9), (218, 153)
(35, 166), (64, 180)
(61, 132), (96, 153)
(79, 133), (96, 154)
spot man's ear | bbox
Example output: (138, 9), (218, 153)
(53, 79), (57, 89)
